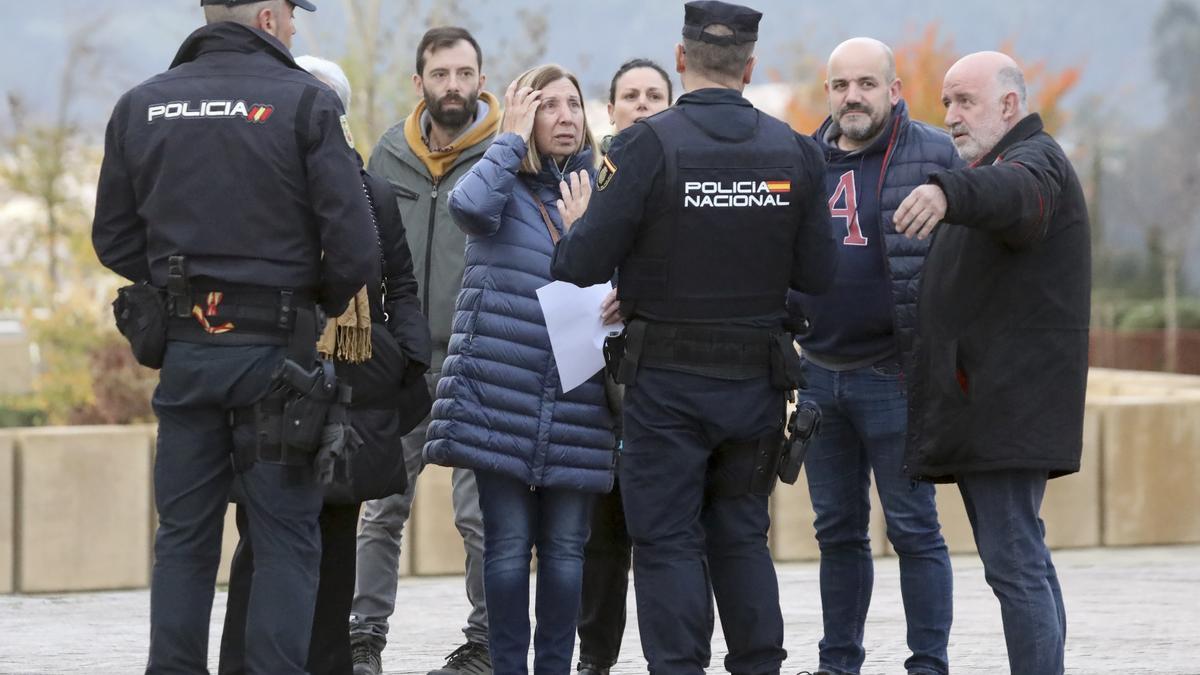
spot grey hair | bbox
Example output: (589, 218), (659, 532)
(295, 55), (352, 111)
(203, 0), (285, 27)
(997, 65), (1028, 110)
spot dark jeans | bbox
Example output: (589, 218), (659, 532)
(147, 342), (323, 675)
(621, 367), (786, 675)
(800, 359), (952, 675)
(958, 470), (1066, 675)
(218, 501), (361, 675)
(475, 470), (593, 675)
(577, 479), (632, 667)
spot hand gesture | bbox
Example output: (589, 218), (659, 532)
(500, 80), (541, 141)
(600, 287), (622, 325)
(894, 184), (947, 240)
(556, 169), (591, 231)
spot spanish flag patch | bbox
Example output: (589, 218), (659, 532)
(597, 155), (617, 191)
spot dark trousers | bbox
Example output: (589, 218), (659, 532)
(958, 470), (1066, 675)
(800, 359), (952, 675)
(147, 342), (323, 675)
(474, 470), (594, 675)
(219, 501), (362, 675)
(577, 480), (632, 667)
(621, 366), (787, 675)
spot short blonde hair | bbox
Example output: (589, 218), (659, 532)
(502, 64), (596, 175)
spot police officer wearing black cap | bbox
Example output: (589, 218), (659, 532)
(551, 1), (836, 672)
(92, 1), (375, 673)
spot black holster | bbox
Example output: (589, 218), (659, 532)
(229, 307), (350, 479)
(112, 282), (168, 369)
(605, 320), (647, 386)
(777, 400), (821, 485)
(707, 430), (786, 499)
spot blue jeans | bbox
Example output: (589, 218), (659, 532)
(622, 367), (786, 675)
(474, 470), (593, 675)
(148, 342), (323, 675)
(958, 470), (1065, 675)
(800, 359), (952, 675)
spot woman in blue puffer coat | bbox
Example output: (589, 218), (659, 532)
(425, 64), (616, 674)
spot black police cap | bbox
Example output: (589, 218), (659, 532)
(201, 0), (317, 11)
(682, 0), (761, 45)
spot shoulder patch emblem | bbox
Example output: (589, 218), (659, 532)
(340, 114), (355, 149)
(597, 155), (617, 191)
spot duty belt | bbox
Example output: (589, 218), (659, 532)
(166, 286), (316, 345)
(638, 321), (773, 368)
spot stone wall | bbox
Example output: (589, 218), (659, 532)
(1, 368), (1197, 593)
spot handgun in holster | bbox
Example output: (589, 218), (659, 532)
(231, 305), (352, 478)
(778, 400), (821, 485)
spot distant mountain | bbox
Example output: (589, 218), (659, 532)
(0, 0), (1168, 134)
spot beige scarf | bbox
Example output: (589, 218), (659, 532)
(317, 286), (372, 363)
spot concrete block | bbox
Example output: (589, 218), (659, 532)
(16, 426), (154, 593)
(1101, 399), (1200, 546)
(411, 464), (463, 576)
(1087, 368), (1200, 400)
(216, 504), (239, 586)
(770, 468), (819, 562)
(1042, 404), (1102, 549)
(0, 431), (14, 594)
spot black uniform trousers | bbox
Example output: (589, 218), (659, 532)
(620, 366), (787, 675)
(147, 342), (323, 675)
(219, 501), (361, 675)
(577, 478), (632, 667)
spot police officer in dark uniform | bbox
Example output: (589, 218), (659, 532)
(551, 2), (836, 672)
(91, 1), (376, 673)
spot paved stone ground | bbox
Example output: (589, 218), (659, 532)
(1, 546), (1197, 674)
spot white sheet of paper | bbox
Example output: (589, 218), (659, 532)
(536, 280), (623, 393)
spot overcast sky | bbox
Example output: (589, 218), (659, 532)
(0, 0), (1169, 133)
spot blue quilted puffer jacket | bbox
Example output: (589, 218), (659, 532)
(424, 132), (616, 493)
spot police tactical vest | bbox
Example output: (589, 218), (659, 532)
(618, 106), (804, 322)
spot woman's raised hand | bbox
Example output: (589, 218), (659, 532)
(557, 170), (591, 231)
(500, 80), (542, 141)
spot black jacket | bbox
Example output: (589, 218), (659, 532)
(327, 169), (433, 504)
(91, 22), (375, 316)
(905, 114), (1091, 481)
(551, 88), (835, 323)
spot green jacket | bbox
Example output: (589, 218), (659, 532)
(366, 122), (494, 372)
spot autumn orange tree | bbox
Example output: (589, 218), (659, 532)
(776, 23), (1082, 135)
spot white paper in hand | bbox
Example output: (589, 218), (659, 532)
(536, 281), (623, 393)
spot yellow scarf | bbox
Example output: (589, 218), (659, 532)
(317, 286), (372, 364)
(403, 91), (501, 181)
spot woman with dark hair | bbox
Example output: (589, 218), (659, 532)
(576, 58), (673, 675)
(425, 64), (616, 674)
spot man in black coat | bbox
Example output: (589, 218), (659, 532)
(895, 51), (1091, 675)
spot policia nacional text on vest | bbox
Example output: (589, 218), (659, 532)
(600, 105), (823, 489)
